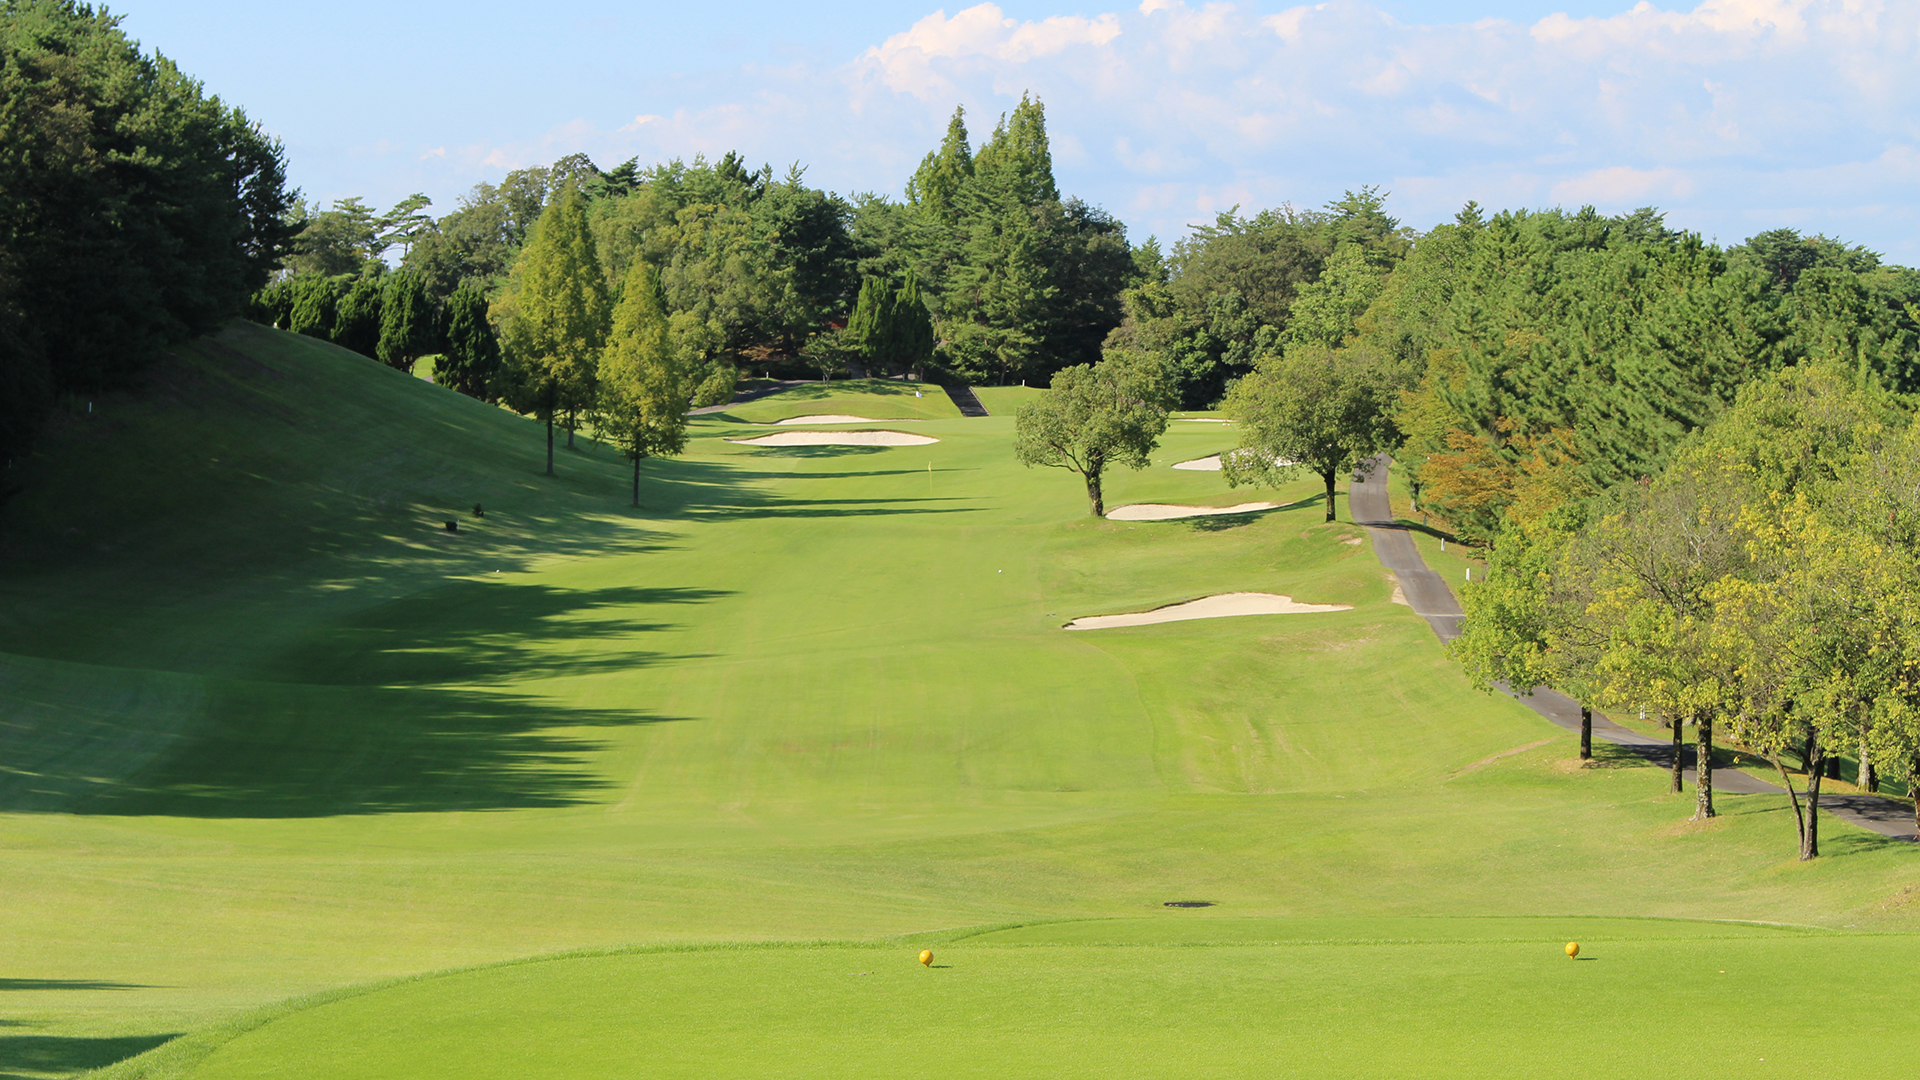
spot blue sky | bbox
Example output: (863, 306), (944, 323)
(124, 1), (1920, 261)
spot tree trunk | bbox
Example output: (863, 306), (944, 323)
(1772, 754), (1807, 855)
(1802, 738), (1824, 861)
(544, 380), (557, 476)
(631, 455), (641, 509)
(1693, 713), (1715, 820)
(1670, 718), (1684, 794)
(1911, 752), (1919, 838)
(1085, 471), (1105, 518)
(1321, 469), (1338, 523)
(1826, 755), (1841, 780)
(1579, 705), (1592, 761)
(1860, 730), (1877, 792)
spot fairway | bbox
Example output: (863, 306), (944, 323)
(3, 326), (1917, 1079)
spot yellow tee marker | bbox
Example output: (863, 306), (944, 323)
(919, 949), (934, 967)
(1565, 942), (1580, 959)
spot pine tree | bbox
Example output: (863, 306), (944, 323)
(906, 107), (974, 224)
(331, 273), (385, 357)
(437, 280), (501, 400)
(377, 271), (437, 371)
(895, 273), (935, 378)
(499, 184), (611, 475)
(598, 260), (691, 507)
(972, 93), (1058, 209)
(843, 276), (896, 374)
(287, 274), (346, 340)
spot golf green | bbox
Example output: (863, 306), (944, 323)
(2, 325), (1915, 1079)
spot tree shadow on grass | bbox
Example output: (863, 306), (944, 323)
(257, 582), (730, 686)
(55, 681), (682, 818)
(741, 445), (891, 459)
(0, 980), (148, 992)
(1176, 494), (1324, 532)
(0, 1033), (177, 1078)
(2, 579), (716, 818)
(637, 456), (984, 522)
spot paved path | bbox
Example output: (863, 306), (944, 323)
(1349, 456), (1916, 842)
(944, 385), (989, 416)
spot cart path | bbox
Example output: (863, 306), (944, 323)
(1349, 456), (1916, 842)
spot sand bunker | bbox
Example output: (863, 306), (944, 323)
(770, 415), (918, 425)
(1169, 449), (1290, 472)
(1172, 417), (1233, 423)
(1064, 592), (1351, 630)
(728, 431), (938, 447)
(1106, 501), (1279, 521)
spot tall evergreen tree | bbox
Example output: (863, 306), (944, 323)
(895, 273), (936, 378)
(498, 184), (611, 475)
(598, 260), (692, 507)
(437, 280), (502, 400)
(331, 273), (384, 357)
(843, 276), (895, 373)
(376, 271), (437, 371)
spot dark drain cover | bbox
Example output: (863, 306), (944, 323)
(1163, 901), (1214, 908)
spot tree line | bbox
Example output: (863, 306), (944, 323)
(1007, 190), (1920, 859)
(0, 0), (297, 469)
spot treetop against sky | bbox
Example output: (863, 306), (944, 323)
(125, 0), (1919, 260)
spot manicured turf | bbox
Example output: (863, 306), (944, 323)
(1, 324), (1915, 1078)
(133, 920), (1914, 1079)
(709, 378), (961, 423)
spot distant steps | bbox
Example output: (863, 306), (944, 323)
(944, 385), (989, 417)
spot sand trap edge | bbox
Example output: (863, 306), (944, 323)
(1064, 592), (1353, 630)
(727, 430), (939, 447)
(767, 414), (923, 426)
(1106, 501), (1280, 521)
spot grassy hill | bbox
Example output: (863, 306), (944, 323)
(1, 324), (1916, 1079)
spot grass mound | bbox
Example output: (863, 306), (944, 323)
(120, 918), (1908, 1080)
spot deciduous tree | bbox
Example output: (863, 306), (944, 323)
(1221, 346), (1406, 522)
(1013, 357), (1173, 517)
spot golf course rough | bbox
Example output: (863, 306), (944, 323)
(5, 325), (1919, 1080)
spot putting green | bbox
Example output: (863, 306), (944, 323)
(3, 325), (1917, 1079)
(170, 918), (1893, 1079)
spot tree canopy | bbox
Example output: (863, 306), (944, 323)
(0, 0), (296, 461)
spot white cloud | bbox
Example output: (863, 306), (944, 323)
(861, 4), (1122, 99)
(383, 0), (1920, 262)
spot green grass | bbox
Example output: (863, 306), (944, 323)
(108, 921), (1912, 1079)
(709, 378), (960, 423)
(2, 324), (1916, 1078)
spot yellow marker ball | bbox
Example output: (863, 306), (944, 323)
(919, 949), (934, 967)
(1565, 942), (1580, 959)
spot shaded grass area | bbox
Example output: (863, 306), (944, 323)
(709, 378), (961, 424)
(2, 327), (1918, 1077)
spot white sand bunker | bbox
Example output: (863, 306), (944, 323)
(1065, 592), (1351, 630)
(1173, 417), (1233, 423)
(1173, 454), (1223, 471)
(770, 414), (918, 425)
(1106, 501), (1279, 521)
(728, 430), (938, 447)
